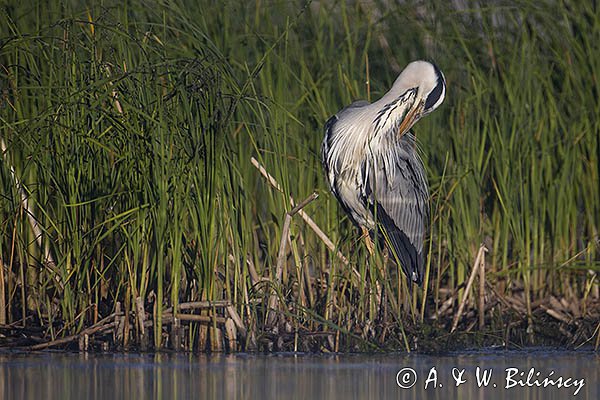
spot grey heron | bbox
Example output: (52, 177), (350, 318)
(321, 60), (446, 286)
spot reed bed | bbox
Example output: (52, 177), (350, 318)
(0, 0), (598, 352)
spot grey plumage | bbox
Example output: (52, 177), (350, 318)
(321, 60), (446, 285)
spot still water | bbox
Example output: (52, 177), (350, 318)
(0, 349), (597, 399)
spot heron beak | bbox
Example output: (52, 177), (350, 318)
(397, 101), (424, 137)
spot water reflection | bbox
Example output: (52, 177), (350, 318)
(0, 350), (597, 399)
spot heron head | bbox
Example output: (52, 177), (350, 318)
(393, 60), (446, 136)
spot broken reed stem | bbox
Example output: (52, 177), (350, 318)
(163, 300), (231, 314)
(135, 296), (147, 349)
(451, 244), (487, 333)
(163, 298), (247, 338)
(266, 192), (319, 327)
(167, 313), (227, 324)
(28, 307), (239, 350)
(434, 281), (468, 319)
(226, 304), (247, 339)
(29, 312), (121, 350)
(276, 192), (319, 283)
(224, 318), (237, 351)
(543, 307), (571, 324)
(251, 157), (349, 266)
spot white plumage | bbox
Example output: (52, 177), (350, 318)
(322, 60), (446, 285)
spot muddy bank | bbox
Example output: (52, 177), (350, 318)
(1, 292), (598, 353)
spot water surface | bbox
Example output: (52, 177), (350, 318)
(1, 349), (597, 399)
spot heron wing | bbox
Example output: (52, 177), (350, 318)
(364, 138), (429, 284)
(322, 100), (370, 167)
(321, 100), (371, 225)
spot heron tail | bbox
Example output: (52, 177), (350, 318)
(371, 202), (424, 286)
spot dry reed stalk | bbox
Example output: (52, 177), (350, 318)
(117, 312), (127, 346)
(28, 323), (117, 350)
(251, 157), (350, 266)
(164, 300), (231, 314)
(226, 304), (247, 339)
(266, 192), (318, 327)
(224, 318), (237, 351)
(198, 324), (208, 351)
(292, 234), (309, 307)
(29, 312), (121, 350)
(78, 333), (89, 352)
(478, 247), (486, 330)
(9, 214), (19, 324)
(246, 258), (261, 285)
(171, 316), (182, 350)
(435, 296), (455, 319)
(210, 326), (222, 352)
(1, 137), (61, 289)
(434, 281), (469, 319)
(123, 290), (131, 348)
(542, 306), (571, 324)
(302, 253), (315, 307)
(0, 257), (5, 325)
(451, 244), (487, 333)
(503, 295), (528, 315)
(114, 302), (121, 343)
(168, 313), (228, 324)
(135, 296), (146, 347)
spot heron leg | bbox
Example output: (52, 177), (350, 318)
(360, 226), (375, 256)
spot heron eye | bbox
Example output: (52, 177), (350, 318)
(424, 79), (444, 110)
